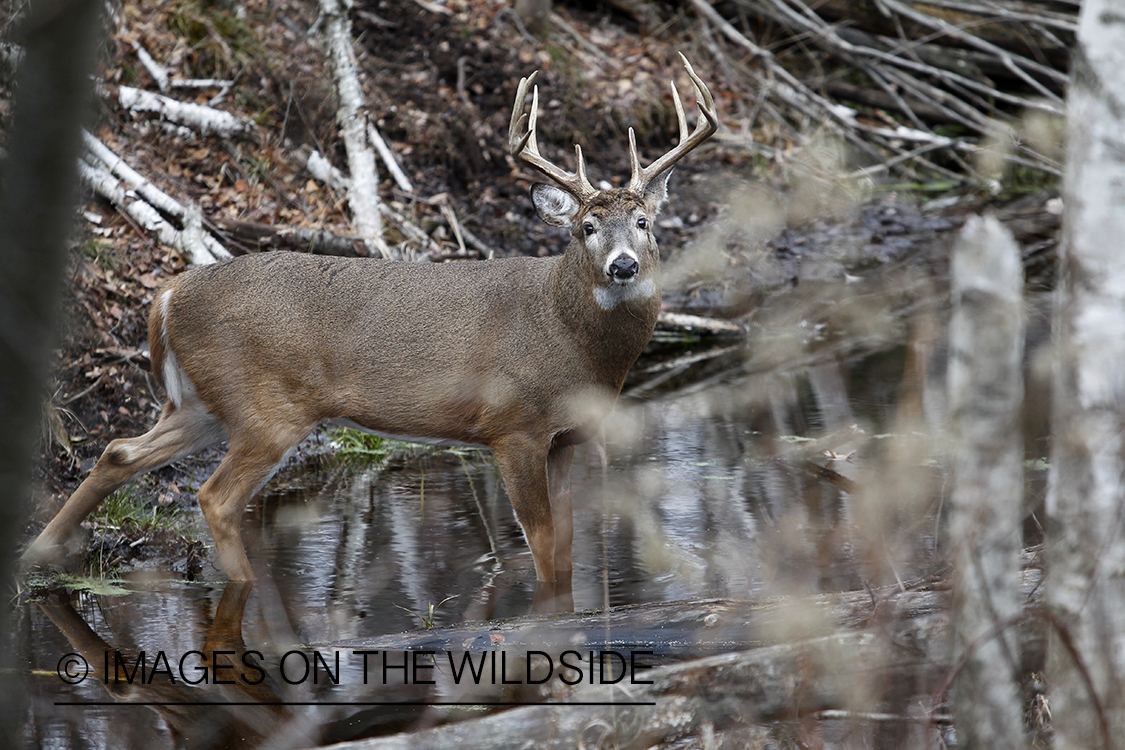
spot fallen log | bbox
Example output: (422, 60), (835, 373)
(210, 217), (366, 257)
(319, 592), (953, 750)
(319, 0), (386, 257)
(113, 84), (254, 138)
(656, 311), (743, 337)
(324, 587), (948, 660)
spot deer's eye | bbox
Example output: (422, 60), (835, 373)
(637, 217), (648, 230)
(583, 222), (596, 237)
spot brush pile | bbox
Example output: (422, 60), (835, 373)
(681, 0), (1072, 185)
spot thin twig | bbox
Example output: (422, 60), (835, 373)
(367, 123), (414, 193)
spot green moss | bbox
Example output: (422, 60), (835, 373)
(54, 575), (133, 597)
(167, 0), (261, 80)
(80, 240), (120, 271)
(22, 572), (133, 596)
(91, 484), (183, 533)
(328, 428), (400, 463)
(327, 428), (485, 464)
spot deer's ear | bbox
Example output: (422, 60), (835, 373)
(531, 183), (581, 228)
(643, 168), (673, 216)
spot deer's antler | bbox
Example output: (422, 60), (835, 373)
(627, 53), (718, 195)
(509, 71), (599, 203)
(510, 55), (717, 202)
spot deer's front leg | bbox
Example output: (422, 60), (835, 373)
(493, 434), (556, 582)
(547, 442), (575, 575)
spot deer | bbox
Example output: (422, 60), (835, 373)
(21, 55), (717, 600)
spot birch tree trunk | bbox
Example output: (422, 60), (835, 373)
(1047, 1), (1125, 747)
(948, 215), (1028, 749)
(320, 0), (386, 258)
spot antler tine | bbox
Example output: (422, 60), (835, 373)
(628, 52), (719, 195)
(627, 127), (642, 190)
(508, 72), (537, 156)
(574, 144), (590, 189)
(671, 78), (689, 145)
(509, 71), (599, 202)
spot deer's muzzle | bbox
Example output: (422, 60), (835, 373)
(609, 256), (639, 282)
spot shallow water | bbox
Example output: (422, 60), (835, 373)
(16, 268), (1043, 749)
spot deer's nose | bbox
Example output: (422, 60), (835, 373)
(609, 256), (638, 281)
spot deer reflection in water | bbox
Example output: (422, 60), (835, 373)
(39, 584), (304, 749)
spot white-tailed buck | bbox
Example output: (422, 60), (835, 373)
(23, 55), (717, 591)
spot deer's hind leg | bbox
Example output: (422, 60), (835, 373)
(194, 424), (314, 581)
(21, 398), (226, 569)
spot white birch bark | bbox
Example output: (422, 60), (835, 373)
(78, 159), (224, 266)
(1047, 1), (1125, 747)
(85, 132), (191, 227)
(130, 40), (170, 92)
(117, 85), (251, 138)
(948, 214), (1028, 749)
(81, 131), (230, 263)
(0, 41), (24, 73)
(319, 0), (387, 258)
(306, 149), (348, 191)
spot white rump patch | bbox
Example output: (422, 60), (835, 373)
(594, 278), (656, 310)
(157, 289), (199, 409)
(163, 348), (191, 409)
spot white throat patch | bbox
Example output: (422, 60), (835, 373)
(594, 278), (656, 310)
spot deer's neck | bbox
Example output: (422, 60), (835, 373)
(548, 244), (660, 389)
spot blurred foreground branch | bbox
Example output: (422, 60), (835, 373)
(948, 214), (1028, 748)
(0, 0), (104, 739)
